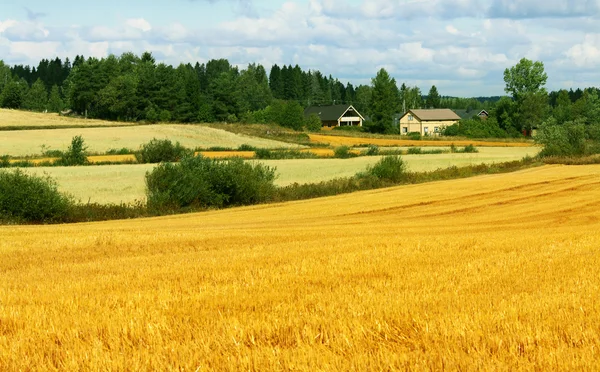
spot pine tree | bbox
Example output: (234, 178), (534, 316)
(48, 85), (64, 113)
(368, 68), (400, 133)
(23, 78), (48, 111)
(426, 85), (441, 108)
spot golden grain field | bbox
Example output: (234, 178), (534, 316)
(309, 133), (536, 147)
(1, 165), (600, 370)
(0, 125), (299, 156)
(20, 147), (539, 204)
(0, 108), (137, 128)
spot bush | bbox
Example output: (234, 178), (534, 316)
(254, 149), (317, 160)
(0, 169), (72, 223)
(407, 147), (422, 154)
(536, 119), (586, 157)
(443, 118), (509, 138)
(442, 124), (460, 136)
(407, 132), (422, 140)
(55, 135), (88, 166)
(146, 156), (277, 211)
(366, 145), (379, 156)
(334, 146), (356, 159)
(238, 144), (257, 151)
(304, 113), (323, 132)
(462, 144), (479, 153)
(135, 138), (193, 163)
(367, 155), (407, 182)
(107, 148), (133, 155)
(0, 155), (10, 168)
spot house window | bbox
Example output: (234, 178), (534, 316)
(424, 127), (429, 134)
(408, 115), (414, 121)
(402, 127), (408, 134)
(434, 127), (439, 133)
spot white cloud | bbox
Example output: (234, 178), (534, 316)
(0, 19), (18, 33)
(125, 18), (152, 32)
(1, 0), (600, 96)
(446, 25), (459, 35)
(565, 34), (600, 68)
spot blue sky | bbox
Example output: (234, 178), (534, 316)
(1, 0), (599, 96)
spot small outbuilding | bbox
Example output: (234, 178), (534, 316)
(304, 104), (365, 128)
(399, 109), (461, 136)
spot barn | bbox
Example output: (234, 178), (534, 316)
(304, 104), (365, 128)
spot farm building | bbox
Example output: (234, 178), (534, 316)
(399, 109), (461, 136)
(454, 109), (489, 120)
(304, 104), (365, 128)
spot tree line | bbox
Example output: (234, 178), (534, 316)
(1, 53), (597, 136)
(0, 52), (495, 130)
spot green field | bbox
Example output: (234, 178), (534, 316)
(0, 124), (300, 156)
(21, 147), (539, 204)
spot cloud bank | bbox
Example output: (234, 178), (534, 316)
(1, 0), (599, 96)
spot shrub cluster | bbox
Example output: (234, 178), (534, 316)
(0, 169), (72, 223)
(334, 146), (357, 159)
(146, 156), (277, 211)
(536, 119), (587, 157)
(367, 155), (407, 182)
(55, 135), (89, 166)
(254, 149), (317, 159)
(442, 118), (511, 138)
(135, 138), (193, 163)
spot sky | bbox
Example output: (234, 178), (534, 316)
(1, 0), (599, 97)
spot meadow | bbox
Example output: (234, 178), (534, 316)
(0, 108), (136, 128)
(0, 124), (299, 156)
(22, 147), (539, 204)
(1, 165), (600, 369)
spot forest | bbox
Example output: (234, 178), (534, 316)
(0, 52), (598, 136)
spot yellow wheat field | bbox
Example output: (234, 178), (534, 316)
(0, 108), (137, 128)
(0, 125), (299, 156)
(20, 147), (539, 204)
(309, 133), (536, 148)
(2, 165), (600, 369)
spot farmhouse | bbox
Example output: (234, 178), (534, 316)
(399, 109), (461, 136)
(304, 104), (365, 128)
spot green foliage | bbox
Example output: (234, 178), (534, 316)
(304, 113), (322, 132)
(48, 85), (65, 113)
(22, 79), (48, 111)
(503, 58), (549, 132)
(237, 144), (257, 151)
(0, 169), (72, 223)
(462, 144), (479, 153)
(407, 132), (422, 140)
(504, 58), (548, 101)
(367, 155), (407, 182)
(0, 155), (11, 168)
(536, 118), (586, 157)
(145, 156), (276, 211)
(365, 145), (379, 156)
(135, 138), (193, 164)
(449, 144), (479, 153)
(443, 117), (509, 138)
(56, 135), (89, 166)
(1, 80), (27, 109)
(426, 85), (441, 108)
(368, 68), (400, 134)
(106, 148), (133, 155)
(334, 146), (356, 159)
(254, 149), (317, 159)
(407, 147), (422, 154)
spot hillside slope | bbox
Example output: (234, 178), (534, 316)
(2, 165), (600, 369)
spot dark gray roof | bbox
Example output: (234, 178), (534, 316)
(304, 104), (364, 121)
